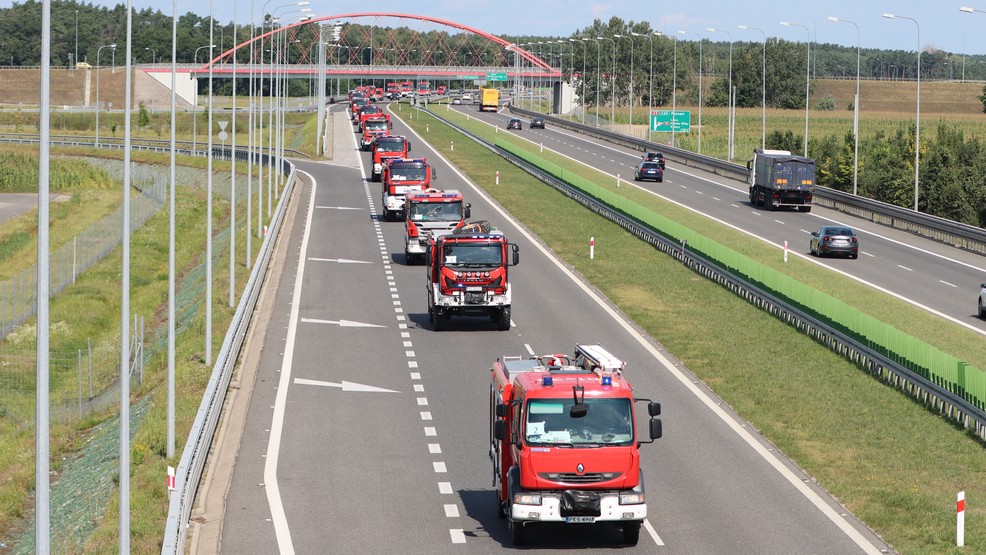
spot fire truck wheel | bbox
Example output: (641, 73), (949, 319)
(622, 521), (640, 546)
(495, 492), (507, 519)
(497, 307), (511, 331)
(508, 518), (526, 546)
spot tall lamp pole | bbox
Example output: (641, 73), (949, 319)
(597, 36), (615, 130)
(707, 28), (733, 159)
(571, 38), (588, 125)
(738, 25), (766, 150)
(94, 43), (116, 148)
(883, 12), (921, 211)
(780, 21), (810, 157)
(678, 31), (703, 154)
(614, 34), (633, 134)
(74, 10), (79, 67)
(827, 16), (861, 196)
(589, 38), (601, 127)
(192, 44), (215, 153)
(631, 31), (655, 141)
(144, 47), (156, 64)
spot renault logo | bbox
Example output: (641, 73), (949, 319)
(576, 463), (584, 474)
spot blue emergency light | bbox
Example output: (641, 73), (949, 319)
(542, 375), (553, 386)
(601, 375), (612, 386)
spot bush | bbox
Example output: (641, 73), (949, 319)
(815, 95), (837, 111)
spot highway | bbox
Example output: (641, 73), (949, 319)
(459, 103), (986, 337)
(200, 102), (892, 553)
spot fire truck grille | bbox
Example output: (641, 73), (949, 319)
(539, 472), (620, 484)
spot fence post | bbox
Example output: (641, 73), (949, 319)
(78, 349), (83, 418)
(87, 337), (93, 400)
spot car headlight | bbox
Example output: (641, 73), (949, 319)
(514, 493), (542, 505)
(619, 493), (644, 505)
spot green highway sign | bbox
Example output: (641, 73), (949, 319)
(650, 110), (690, 132)
(486, 72), (508, 81)
(458, 75), (481, 80)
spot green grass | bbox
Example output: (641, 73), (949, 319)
(399, 106), (986, 554)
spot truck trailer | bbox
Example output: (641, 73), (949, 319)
(747, 148), (816, 212)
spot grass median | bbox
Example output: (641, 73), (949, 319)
(399, 105), (985, 554)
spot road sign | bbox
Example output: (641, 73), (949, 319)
(218, 130), (228, 142)
(486, 72), (507, 82)
(217, 119), (229, 131)
(650, 110), (690, 133)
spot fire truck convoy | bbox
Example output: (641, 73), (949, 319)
(490, 344), (663, 546)
(426, 221), (518, 330)
(381, 158), (436, 221)
(404, 189), (471, 264)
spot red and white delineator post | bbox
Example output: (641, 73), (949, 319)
(957, 490), (965, 547)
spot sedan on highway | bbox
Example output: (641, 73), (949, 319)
(634, 161), (664, 182)
(530, 117), (545, 129)
(506, 118), (523, 130)
(809, 226), (859, 259)
(643, 151), (666, 170)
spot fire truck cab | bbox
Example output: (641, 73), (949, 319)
(404, 189), (471, 264)
(360, 115), (392, 150)
(381, 158), (436, 221)
(490, 344), (662, 546)
(426, 221), (518, 330)
(370, 135), (411, 182)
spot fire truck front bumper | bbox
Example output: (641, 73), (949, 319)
(434, 289), (510, 311)
(510, 492), (647, 523)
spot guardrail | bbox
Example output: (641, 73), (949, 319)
(421, 105), (986, 441)
(160, 159), (297, 554)
(507, 105), (986, 255)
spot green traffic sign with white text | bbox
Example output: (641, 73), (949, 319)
(486, 72), (507, 81)
(650, 110), (691, 132)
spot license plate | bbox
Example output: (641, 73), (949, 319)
(566, 516), (595, 523)
(466, 286), (483, 292)
(834, 240), (848, 246)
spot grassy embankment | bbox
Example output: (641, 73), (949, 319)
(0, 141), (271, 552)
(400, 104), (985, 554)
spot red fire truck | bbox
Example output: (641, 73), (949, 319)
(403, 189), (471, 264)
(370, 135), (411, 182)
(400, 81), (414, 97)
(490, 344), (663, 546)
(381, 158), (435, 221)
(360, 115), (392, 150)
(426, 221), (518, 330)
(386, 82), (399, 96)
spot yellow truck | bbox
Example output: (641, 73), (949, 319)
(479, 87), (499, 112)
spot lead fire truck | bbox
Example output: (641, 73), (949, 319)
(426, 221), (518, 330)
(404, 189), (471, 264)
(381, 158), (436, 221)
(490, 344), (663, 546)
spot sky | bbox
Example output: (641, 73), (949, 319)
(8, 0), (986, 55)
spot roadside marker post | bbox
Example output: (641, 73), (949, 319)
(957, 491), (965, 547)
(590, 237), (595, 260)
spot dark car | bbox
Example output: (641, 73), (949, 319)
(530, 117), (545, 129)
(634, 161), (664, 182)
(809, 226), (859, 259)
(643, 151), (666, 170)
(507, 118), (523, 130)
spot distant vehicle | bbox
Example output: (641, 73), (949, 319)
(417, 81), (431, 96)
(452, 98), (462, 105)
(634, 161), (664, 182)
(75, 61), (92, 69)
(436, 85), (447, 95)
(747, 148), (815, 212)
(979, 284), (986, 318)
(809, 226), (859, 259)
(479, 87), (499, 112)
(642, 151), (666, 170)
(461, 93), (473, 102)
(529, 117), (545, 129)
(506, 118), (522, 130)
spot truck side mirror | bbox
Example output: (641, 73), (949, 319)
(495, 403), (509, 418)
(649, 419), (662, 440)
(510, 244), (520, 266)
(648, 402), (661, 417)
(746, 160), (752, 172)
(432, 169), (438, 180)
(493, 420), (507, 441)
(464, 204), (472, 219)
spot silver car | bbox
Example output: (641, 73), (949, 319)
(979, 284), (986, 318)
(809, 226), (859, 259)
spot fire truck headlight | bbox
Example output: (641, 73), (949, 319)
(514, 493), (542, 505)
(619, 493), (644, 505)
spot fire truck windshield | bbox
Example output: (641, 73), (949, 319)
(442, 244), (503, 266)
(365, 120), (388, 131)
(525, 398), (633, 446)
(389, 166), (427, 181)
(376, 141), (404, 152)
(408, 201), (462, 222)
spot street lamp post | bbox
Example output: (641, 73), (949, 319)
(571, 38), (588, 125)
(883, 12), (921, 212)
(192, 44), (215, 153)
(74, 10), (78, 68)
(631, 31), (655, 141)
(678, 31), (703, 154)
(671, 35), (677, 147)
(780, 21), (810, 157)
(94, 43), (116, 148)
(739, 25), (766, 150)
(827, 16), (861, 195)
(707, 28), (733, 159)
(144, 47), (155, 64)
(615, 34), (634, 135)
(588, 38), (601, 127)
(597, 36), (615, 130)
